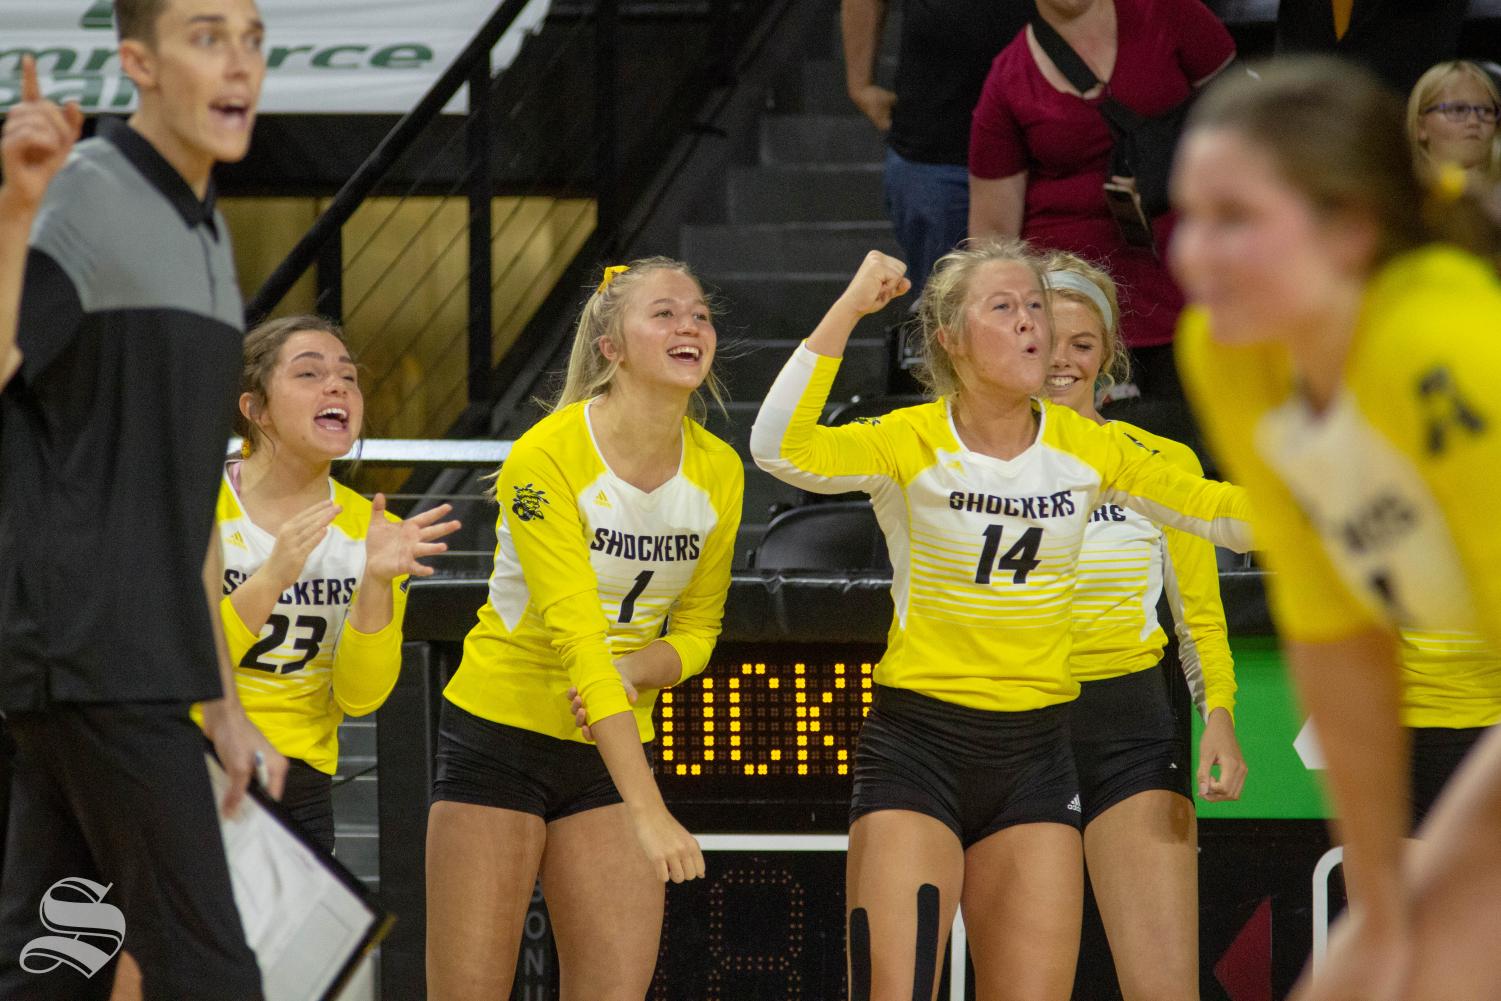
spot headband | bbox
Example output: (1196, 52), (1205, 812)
(597, 264), (631, 293)
(1044, 270), (1116, 332)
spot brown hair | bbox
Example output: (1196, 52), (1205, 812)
(1041, 251), (1130, 394)
(914, 238), (1046, 398)
(236, 315), (352, 456)
(1187, 57), (1431, 269)
(113, 0), (172, 43)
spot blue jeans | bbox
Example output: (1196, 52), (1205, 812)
(883, 147), (970, 301)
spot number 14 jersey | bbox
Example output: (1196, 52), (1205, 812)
(752, 344), (1252, 712)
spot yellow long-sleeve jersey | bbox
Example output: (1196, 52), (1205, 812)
(750, 343), (1252, 712)
(1072, 421), (1236, 720)
(444, 400), (743, 743)
(1178, 244), (1501, 730)
(213, 473), (407, 774)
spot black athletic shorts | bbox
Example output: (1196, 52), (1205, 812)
(850, 684), (1081, 846)
(1070, 664), (1191, 827)
(432, 700), (624, 821)
(281, 758), (335, 855)
(0, 703), (262, 1001)
(1410, 724), (1493, 831)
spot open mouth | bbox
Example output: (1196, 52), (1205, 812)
(667, 345), (702, 363)
(314, 407), (350, 432)
(210, 100), (251, 130)
(1046, 375), (1079, 390)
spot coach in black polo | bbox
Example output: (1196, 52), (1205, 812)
(0, 2), (287, 999)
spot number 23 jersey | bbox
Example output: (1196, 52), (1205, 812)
(444, 401), (744, 743)
(215, 472), (408, 774)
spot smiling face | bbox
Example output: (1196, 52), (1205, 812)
(1416, 70), (1499, 172)
(1044, 297), (1106, 412)
(1170, 127), (1374, 346)
(121, 0), (266, 184)
(244, 329), (364, 463)
(943, 259), (1050, 400)
(602, 268), (717, 398)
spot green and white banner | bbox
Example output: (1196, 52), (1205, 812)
(0, 0), (551, 114)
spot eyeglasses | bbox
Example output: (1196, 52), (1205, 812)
(1422, 101), (1501, 124)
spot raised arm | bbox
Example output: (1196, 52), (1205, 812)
(0, 57), (82, 391)
(750, 251), (911, 493)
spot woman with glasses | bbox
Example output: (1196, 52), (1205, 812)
(1408, 60), (1501, 187)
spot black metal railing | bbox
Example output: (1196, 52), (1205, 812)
(245, 0), (773, 449)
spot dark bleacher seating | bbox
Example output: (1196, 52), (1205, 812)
(750, 500), (890, 572)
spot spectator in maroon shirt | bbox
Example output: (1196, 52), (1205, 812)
(968, 0), (1234, 404)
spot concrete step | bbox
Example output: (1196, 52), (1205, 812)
(337, 720), (377, 759)
(335, 754), (377, 782)
(797, 57), (897, 114)
(719, 337), (887, 401)
(727, 163), (885, 225)
(332, 772), (379, 827)
(681, 221), (902, 276)
(712, 274), (903, 340)
(334, 828), (380, 881)
(760, 114), (887, 166)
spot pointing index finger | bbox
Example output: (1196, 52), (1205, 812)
(21, 55), (41, 104)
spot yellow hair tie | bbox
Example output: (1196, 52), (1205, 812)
(1434, 161), (1470, 204)
(598, 264), (630, 293)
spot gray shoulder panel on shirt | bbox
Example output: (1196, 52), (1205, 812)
(29, 137), (244, 330)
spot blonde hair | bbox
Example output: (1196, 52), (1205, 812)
(1041, 251), (1130, 394)
(553, 256), (727, 421)
(483, 258), (727, 499)
(1407, 61), (1501, 182)
(914, 238), (1046, 398)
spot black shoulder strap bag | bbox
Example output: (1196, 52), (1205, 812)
(1029, 15), (1190, 220)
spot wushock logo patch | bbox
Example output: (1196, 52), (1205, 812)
(511, 484), (550, 522)
(21, 877), (125, 979)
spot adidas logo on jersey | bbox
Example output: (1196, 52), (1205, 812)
(1066, 794), (1082, 813)
(594, 490), (611, 508)
(225, 531), (247, 549)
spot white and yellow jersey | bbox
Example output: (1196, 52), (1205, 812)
(751, 343), (1251, 712)
(214, 471), (408, 774)
(1179, 244), (1501, 730)
(444, 400), (743, 743)
(1072, 421), (1236, 720)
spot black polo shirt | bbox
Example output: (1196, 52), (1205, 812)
(888, 0), (1033, 166)
(0, 118), (244, 710)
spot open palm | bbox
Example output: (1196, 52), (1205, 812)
(364, 494), (461, 584)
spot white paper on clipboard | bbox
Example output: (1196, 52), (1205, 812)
(206, 754), (385, 1001)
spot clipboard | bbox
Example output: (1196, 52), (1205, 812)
(205, 752), (395, 1001)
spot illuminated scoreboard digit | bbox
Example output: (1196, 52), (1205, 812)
(653, 654), (880, 780)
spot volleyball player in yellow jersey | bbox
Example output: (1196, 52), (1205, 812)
(1170, 58), (1501, 1001)
(1398, 630), (1501, 828)
(751, 243), (1252, 1001)
(426, 259), (742, 1001)
(213, 315), (459, 850)
(1043, 251), (1244, 1001)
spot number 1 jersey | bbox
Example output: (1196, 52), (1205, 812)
(444, 401), (743, 743)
